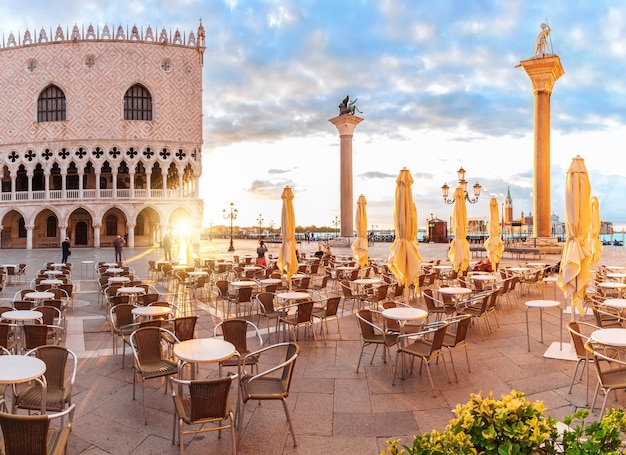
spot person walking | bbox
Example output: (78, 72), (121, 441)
(113, 235), (125, 262)
(61, 237), (71, 264)
(162, 233), (172, 261)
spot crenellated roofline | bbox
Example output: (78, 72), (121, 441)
(0, 21), (206, 51)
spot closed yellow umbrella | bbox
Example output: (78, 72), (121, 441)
(484, 197), (504, 272)
(277, 186), (298, 291)
(558, 156), (592, 316)
(387, 168), (422, 304)
(351, 194), (369, 276)
(590, 196), (603, 266)
(448, 186), (471, 273)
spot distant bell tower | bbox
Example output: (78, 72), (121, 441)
(504, 186), (513, 224)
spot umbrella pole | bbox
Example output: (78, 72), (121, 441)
(404, 285), (410, 306)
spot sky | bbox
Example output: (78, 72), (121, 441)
(3, 0), (626, 232)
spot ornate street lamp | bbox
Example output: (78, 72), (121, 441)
(441, 167), (481, 204)
(222, 202), (238, 252)
(257, 213), (264, 239)
(332, 216), (340, 238)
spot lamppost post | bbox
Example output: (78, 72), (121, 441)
(332, 216), (340, 238)
(222, 202), (238, 252)
(209, 220), (213, 241)
(257, 213), (264, 239)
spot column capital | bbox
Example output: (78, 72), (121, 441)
(328, 114), (364, 136)
(518, 55), (564, 94)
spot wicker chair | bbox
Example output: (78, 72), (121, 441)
(0, 404), (75, 455)
(392, 321), (451, 397)
(442, 314), (473, 382)
(278, 300), (317, 344)
(311, 295), (342, 343)
(355, 309), (398, 373)
(13, 345), (77, 415)
(239, 342), (300, 447)
(110, 303), (137, 367)
(0, 322), (17, 354)
(23, 324), (63, 351)
(214, 319), (263, 376)
(170, 376), (237, 455)
(254, 292), (283, 342)
(585, 340), (626, 419)
(130, 327), (180, 424)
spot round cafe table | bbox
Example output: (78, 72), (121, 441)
(108, 276), (130, 284)
(590, 328), (626, 347)
(381, 307), (428, 333)
(259, 278), (282, 285)
(1, 310), (43, 323)
(43, 270), (63, 277)
(39, 279), (63, 288)
(525, 300), (562, 352)
(23, 292), (55, 305)
(597, 282), (626, 297)
(231, 281), (256, 288)
(131, 306), (171, 321)
(603, 298), (626, 310)
(0, 355), (47, 413)
(353, 278), (381, 286)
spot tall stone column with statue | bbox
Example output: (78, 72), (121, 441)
(518, 22), (564, 240)
(329, 96), (364, 241)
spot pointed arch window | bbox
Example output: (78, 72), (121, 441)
(124, 84), (153, 120)
(37, 85), (66, 122)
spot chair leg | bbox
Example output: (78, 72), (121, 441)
(281, 398), (297, 447)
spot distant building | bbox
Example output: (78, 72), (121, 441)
(0, 23), (205, 249)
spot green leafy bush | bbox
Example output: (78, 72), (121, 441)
(381, 390), (626, 455)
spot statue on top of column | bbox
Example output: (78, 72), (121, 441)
(338, 95), (363, 115)
(535, 22), (551, 56)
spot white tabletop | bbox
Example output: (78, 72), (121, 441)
(174, 338), (236, 363)
(260, 278), (282, 285)
(603, 298), (626, 310)
(43, 270), (63, 276)
(40, 279), (63, 286)
(108, 276), (130, 284)
(231, 280), (256, 287)
(525, 299), (560, 309)
(382, 307), (428, 321)
(353, 278), (382, 285)
(51, 263), (65, 268)
(591, 328), (626, 347)
(0, 356), (46, 384)
(24, 291), (55, 301)
(0, 264), (17, 268)
(131, 306), (171, 318)
(1, 310), (43, 322)
(117, 286), (146, 295)
(103, 262), (119, 267)
(433, 265), (453, 270)
(597, 282), (626, 289)
(606, 273), (626, 279)
(290, 273), (307, 279)
(188, 271), (209, 276)
(244, 266), (262, 271)
(605, 265), (625, 271)
(543, 276), (558, 283)
(508, 267), (530, 272)
(438, 287), (472, 296)
(335, 266), (357, 271)
(106, 268), (124, 274)
(276, 292), (310, 301)
(471, 275), (496, 281)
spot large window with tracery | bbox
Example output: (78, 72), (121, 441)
(124, 84), (153, 120)
(37, 85), (66, 122)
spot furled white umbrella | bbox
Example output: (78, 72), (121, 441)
(351, 194), (369, 277)
(558, 156), (592, 316)
(387, 168), (422, 304)
(484, 197), (504, 272)
(589, 196), (603, 266)
(277, 186), (298, 291)
(448, 186), (471, 273)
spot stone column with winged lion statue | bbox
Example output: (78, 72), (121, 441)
(329, 96), (363, 242)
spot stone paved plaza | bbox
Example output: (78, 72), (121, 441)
(1, 240), (625, 454)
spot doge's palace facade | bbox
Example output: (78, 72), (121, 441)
(0, 22), (205, 249)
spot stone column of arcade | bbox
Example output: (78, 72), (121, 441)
(519, 55), (564, 240)
(329, 113), (363, 242)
